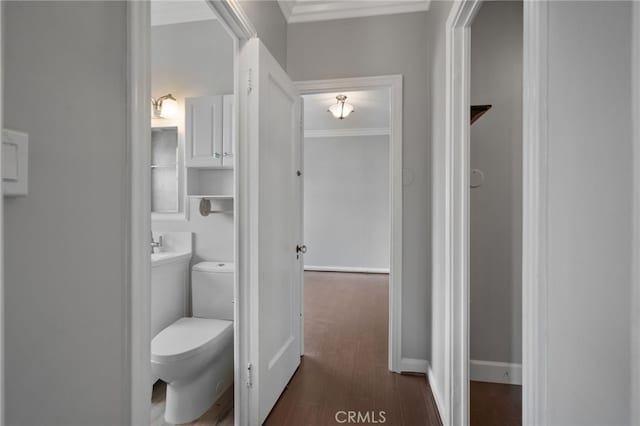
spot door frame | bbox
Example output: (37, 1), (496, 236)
(442, 1), (546, 425)
(126, 2), (256, 425)
(294, 75), (403, 373)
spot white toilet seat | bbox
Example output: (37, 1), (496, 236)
(152, 317), (232, 364)
(151, 317), (234, 424)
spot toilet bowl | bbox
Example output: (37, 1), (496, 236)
(151, 261), (234, 424)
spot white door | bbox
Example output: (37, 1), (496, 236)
(240, 38), (303, 424)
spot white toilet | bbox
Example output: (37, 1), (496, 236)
(151, 261), (234, 424)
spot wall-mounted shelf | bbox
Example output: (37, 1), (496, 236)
(196, 197), (233, 216)
(187, 168), (233, 197)
(471, 104), (492, 125)
(187, 195), (234, 200)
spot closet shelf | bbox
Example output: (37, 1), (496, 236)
(471, 104), (492, 125)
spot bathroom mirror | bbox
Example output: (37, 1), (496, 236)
(151, 126), (180, 213)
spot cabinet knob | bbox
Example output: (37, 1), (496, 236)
(214, 152), (221, 159)
(223, 152), (233, 158)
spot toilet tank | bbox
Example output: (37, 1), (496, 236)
(192, 261), (234, 320)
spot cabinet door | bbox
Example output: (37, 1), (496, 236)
(222, 94), (234, 168)
(185, 96), (223, 167)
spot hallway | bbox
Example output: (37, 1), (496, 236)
(265, 272), (441, 425)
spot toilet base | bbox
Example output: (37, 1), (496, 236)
(163, 349), (233, 424)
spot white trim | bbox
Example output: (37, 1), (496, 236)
(279, 0), (431, 24)
(151, 1), (216, 27)
(304, 127), (390, 139)
(428, 367), (446, 425)
(295, 75), (403, 374)
(207, 0), (256, 40)
(127, 2), (152, 425)
(522, 2), (548, 425)
(444, 2), (482, 425)
(399, 358), (429, 374)
(304, 265), (389, 274)
(470, 360), (522, 386)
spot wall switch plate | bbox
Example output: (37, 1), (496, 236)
(2, 129), (29, 196)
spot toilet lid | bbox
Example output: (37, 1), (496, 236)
(193, 261), (234, 273)
(151, 317), (232, 363)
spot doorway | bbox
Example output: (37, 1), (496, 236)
(256, 77), (441, 424)
(295, 76), (404, 373)
(127, 1), (248, 424)
(468, 2), (523, 425)
(442, 0), (538, 425)
(148, 1), (238, 425)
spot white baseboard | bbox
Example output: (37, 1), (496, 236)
(398, 357), (429, 374)
(304, 265), (390, 274)
(427, 366), (447, 426)
(470, 360), (522, 385)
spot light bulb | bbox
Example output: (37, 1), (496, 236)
(160, 97), (179, 119)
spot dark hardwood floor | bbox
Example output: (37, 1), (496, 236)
(470, 381), (522, 426)
(265, 272), (442, 426)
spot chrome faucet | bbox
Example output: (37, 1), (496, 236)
(151, 232), (163, 253)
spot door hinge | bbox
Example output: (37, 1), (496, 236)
(247, 363), (253, 388)
(247, 69), (253, 95)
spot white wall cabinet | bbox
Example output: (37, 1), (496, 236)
(222, 94), (234, 168)
(185, 95), (233, 168)
(185, 95), (222, 167)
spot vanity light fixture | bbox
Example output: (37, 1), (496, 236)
(151, 94), (178, 119)
(328, 95), (354, 120)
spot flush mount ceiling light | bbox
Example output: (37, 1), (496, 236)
(151, 94), (178, 119)
(328, 94), (354, 120)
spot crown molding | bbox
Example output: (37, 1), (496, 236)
(277, 1), (295, 22)
(278, 0), (430, 24)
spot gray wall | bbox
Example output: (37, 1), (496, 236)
(304, 135), (390, 271)
(3, 2), (129, 424)
(546, 2), (632, 424)
(151, 20), (235, 263)
(152, 20), (233, 99)
(288, 12), (431, 360)
(469, 1), (523, 365)
(633, 3), (640, 424)
(240, 0), (287, 69)
(428, 0), (454, 404)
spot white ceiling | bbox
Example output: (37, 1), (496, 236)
(278, 0), (430, 23)
(303, 88), (390, 132)
(151, 1), (217, 27)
